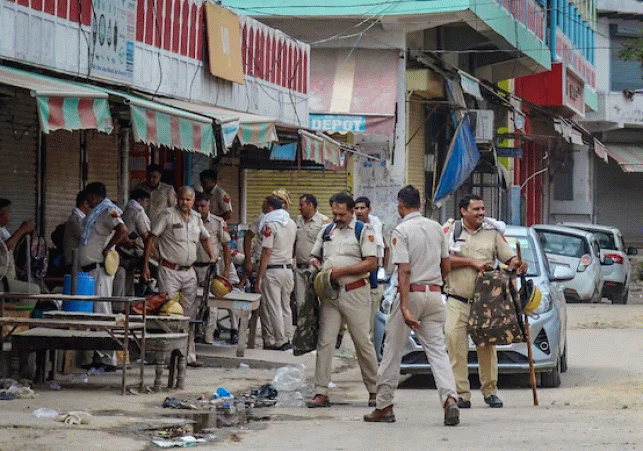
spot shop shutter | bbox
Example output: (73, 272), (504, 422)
(86, 129), (120, 201)
(407, 94), (426, 203)
(218, 161), (240, 224)
(244, 169), (350, 223)
(0, 96), (38, 232)
(44, 130), (82, 241)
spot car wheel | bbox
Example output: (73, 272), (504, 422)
(612, 288), (628, 305)
(560, 345), (568, 373)
(541, 362), (561, 388)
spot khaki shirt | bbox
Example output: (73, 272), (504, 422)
(122, 201), (151, 240)
(311, 216), (377, 286)
(249, 214), (264, 265)
(445, 220), (516, 299)
(261, 218), (297, 265)
(63, 208), (86, 267)
(295, 211), (330, 265)
(136, 181), (177, 222)
(79, 205), (125, 266)
(195, 183), (232, 217)
(151, 207), (210, 267)
(391, 212), (447, 286)
(197, 213), (231, 263)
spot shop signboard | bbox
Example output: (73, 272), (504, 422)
(91, 0), (136, 84)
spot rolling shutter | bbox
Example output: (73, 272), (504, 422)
(86, 129), (120, 201)
(244, 169), (350, 222)
(407, 94), (426, 203)
(0, 96), (38, 232)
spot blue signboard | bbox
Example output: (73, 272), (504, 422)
(309, 114), (366, 132)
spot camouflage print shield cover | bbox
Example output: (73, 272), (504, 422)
(292, 269), (320, 356)
(467, 270), (525, 346)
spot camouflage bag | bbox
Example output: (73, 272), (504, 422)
(292, 269), (320, 356)
(467, 270), (525, 346)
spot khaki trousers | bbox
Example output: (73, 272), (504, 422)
(158, 266), (198, 363)
(88, 267), (115, 366)
(337, 285), (382, 342)
(445, 296), (498, 400)
(376, 291), (457, 409)
(314, 284), (378, 396)
(260, 267), (294, 348)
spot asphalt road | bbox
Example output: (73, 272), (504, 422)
(233, 297), (643, 451)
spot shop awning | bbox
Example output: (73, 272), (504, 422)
(0, 64), (113, 134)
(299, 130), (344, 170)
(155, 98), (279, 149)
(104, 91), (216, 156)
(598, 144), (643, 172)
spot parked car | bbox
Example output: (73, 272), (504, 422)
(533, 225), (613, 303)
(558, 222), (637, 304)
(373, 225), (574, 387)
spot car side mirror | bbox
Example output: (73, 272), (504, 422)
(551, 265), (575, 281)
(601, 257), (614, 266)
(627, 247), (638, 256)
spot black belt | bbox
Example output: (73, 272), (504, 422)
(266, 264), (292, 270)
(449, 294), (471, 303)
(193, 262), (210, 267)
(81, 262), (104, 272)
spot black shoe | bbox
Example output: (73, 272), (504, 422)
(278, 342), (292, 351)
(263, 344), (278, 350)
(229, 329), (239, 345)
(484, 394), (503, 408)
(335, 334), (343, 349)
(456, 397), (471, 409)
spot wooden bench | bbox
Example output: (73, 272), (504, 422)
(206, 292), (261, 357)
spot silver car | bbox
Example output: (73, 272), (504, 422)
(373, 225), (574, 387)
(533, 225), (613, 303)
(558, 223), (637, 304)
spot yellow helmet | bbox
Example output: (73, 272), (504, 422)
(313, 269), (339, 301)
(159, 299), (184, 316)
(520, 279), (542, 315)
(210, 276), (233, 298)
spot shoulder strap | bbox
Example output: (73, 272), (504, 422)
(354, 220), (364, 243)
(322, 223), (334, 241)
(454, 219), (462, 241)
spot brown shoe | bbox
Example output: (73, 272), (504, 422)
(443, 397), (460, 426)
(306, 394), (331, 408)
(368, 393), (377, 407)
(364, 405), (395, 423)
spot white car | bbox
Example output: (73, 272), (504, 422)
(558, 223), (637, 304)
(533, 225), (613, 303)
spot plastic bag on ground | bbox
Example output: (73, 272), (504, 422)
(272, 365), (306, 392)
(32, 408), (59, 418)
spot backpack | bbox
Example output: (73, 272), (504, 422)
(322, 220), (377, 288)
(14, 231), (48, 281)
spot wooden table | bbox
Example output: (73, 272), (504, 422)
(0, 293), (146, 395)
(207, 292), (261, 357)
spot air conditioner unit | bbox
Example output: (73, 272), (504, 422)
(466, 109), (494, 143)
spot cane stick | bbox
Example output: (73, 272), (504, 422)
(516, 243), (539, 406)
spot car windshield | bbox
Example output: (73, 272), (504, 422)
(537, 231), (588, 258)
(591, 231), (616, 250)
(505, 236), (540, 277)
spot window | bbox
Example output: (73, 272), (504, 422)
(610, 31), (643, 92)
(553, 156), (573, 201)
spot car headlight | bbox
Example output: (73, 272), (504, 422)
(533, 291), (553, 314)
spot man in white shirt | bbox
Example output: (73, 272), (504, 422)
(0, 198), (38, 293)
(63, 190), (91, 269)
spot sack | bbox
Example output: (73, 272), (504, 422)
(292, 270), (320, 356)
(467, 270), (525, 346)
(132, 292), (169, 315)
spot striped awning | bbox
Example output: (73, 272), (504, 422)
(0, 64), (113, 134)
(300, 130), (324, 165)
(598, 144), (643, 172)
(105, 92), (216, 156)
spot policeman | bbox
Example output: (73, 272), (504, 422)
(0, 198), (38, 293)
(79, 182), (129, 369)
(444, 193), (525, 409)
(143, 186), (215, 367)
(136, 164), (177, 221)
(255, 195), (297, 351)
(63, 190), (90, 269)
(194, 193), (233, 344)
(364, 185), (459, 426)
(307, 192), (379, 408)
(294, 194), (329, 330)
(194, 169), (232, 222)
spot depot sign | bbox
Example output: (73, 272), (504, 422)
(309, 114), (366, 132)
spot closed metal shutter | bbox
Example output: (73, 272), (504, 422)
(44, 130), (82, 241)
(86, 129), (120, 201)
(0, 96), (38, 232)
(596, 157), (643, 247)
(407, 94), (426, 203)
(244, 169), (350, 222)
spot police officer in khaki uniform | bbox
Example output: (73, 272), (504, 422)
(444, 193), (525, 409)
(307, 192), (379, 408)
(194, 169), (232, 222)
(143, 186), (215, 367)
(294, 194), (329, 330)
(255, 195), (297, 350)
(63, 190), (90, 269)
(136, 164), (177, 221)
(79, 182), (129, 369)
(364, 185), (459, 426)
(194, 193), (233, 344)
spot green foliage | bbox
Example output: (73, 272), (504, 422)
(618, 36), (643, 64)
